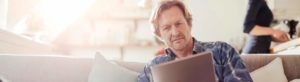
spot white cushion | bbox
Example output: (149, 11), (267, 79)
(0, 76), (10, 82)
(250, 57), (288, 82)
(88, 53), (139, 82)
(290, 79), (300, 82)
(0, 54), (92, 82)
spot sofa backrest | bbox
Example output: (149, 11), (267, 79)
(0, 54), (93, 82)
(0, 29), (53, 53)
(241, 54), (300, 81)
(113, 60), (146, 73)
(1, 54), (299, 82)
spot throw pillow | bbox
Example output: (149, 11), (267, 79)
(88, 53), (139, 82)
(290, 79), (300, 82)
(250, 57), (288, 82)
(0, 76), (10, 82)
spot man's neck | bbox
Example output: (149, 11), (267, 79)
(172, 38), (194, 59)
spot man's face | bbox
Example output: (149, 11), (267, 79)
(158, 6), (192, 51)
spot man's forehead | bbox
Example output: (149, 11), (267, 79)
(158, 7), (185, 24)
(159, 6), (184, 17)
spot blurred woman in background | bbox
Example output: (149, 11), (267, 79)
(242, 0), (289, 53)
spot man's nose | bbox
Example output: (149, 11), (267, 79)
(171, 25), (179, 35)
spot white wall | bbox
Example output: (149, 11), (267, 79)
(274, 0), (300, 20)
(188, 0), (247, 42)
(7, 0), (41, 29)
(0, 0), (7, 28)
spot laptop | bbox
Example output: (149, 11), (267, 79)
(151, 51), (217, 82)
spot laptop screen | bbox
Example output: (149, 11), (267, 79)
(151, 51), (217, 82)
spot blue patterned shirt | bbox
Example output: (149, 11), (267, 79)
(137, 38), (253, 82)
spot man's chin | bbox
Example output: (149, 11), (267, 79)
(172, 45), (185, 51)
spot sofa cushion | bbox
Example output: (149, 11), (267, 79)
(0, 75), (10, 82)
(241, 55), (300, 81)
(290, 79), (300, 82)
(0, 54), (93, 82)
(250, 57), (288, 82)
(113, 60), (145, 73)
(88, 53), (139, 82)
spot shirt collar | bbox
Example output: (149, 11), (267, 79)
(165, 37), (204, 60)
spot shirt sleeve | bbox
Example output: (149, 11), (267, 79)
(137, 55), (171, 82)
(213, 42), (253, 82)
(243, 0), (263, 33)
(137, 63), (153, 82)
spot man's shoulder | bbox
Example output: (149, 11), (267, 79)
(196, 41), (240, 66)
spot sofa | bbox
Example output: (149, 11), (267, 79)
(241, 54), (300, 81)
(0, 54), (299, 82)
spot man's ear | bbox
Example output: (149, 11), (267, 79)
(155, 36), (165, 45)
(155, 34), (163, 41)
(155, 32), (165, 42)
(188, 24), (192, 29)
(154, 30), (161, 38)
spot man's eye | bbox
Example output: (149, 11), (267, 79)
(175, 22), (182, 26)
(163, 26), (170, 30)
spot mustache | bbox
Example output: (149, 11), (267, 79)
(171, 34), (185, 42)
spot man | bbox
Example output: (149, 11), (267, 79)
(137, 0), (253, 82)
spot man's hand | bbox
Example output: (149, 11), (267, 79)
(271, 29), (290, 43)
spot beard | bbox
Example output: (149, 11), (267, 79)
(168, 34), (191, 51)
